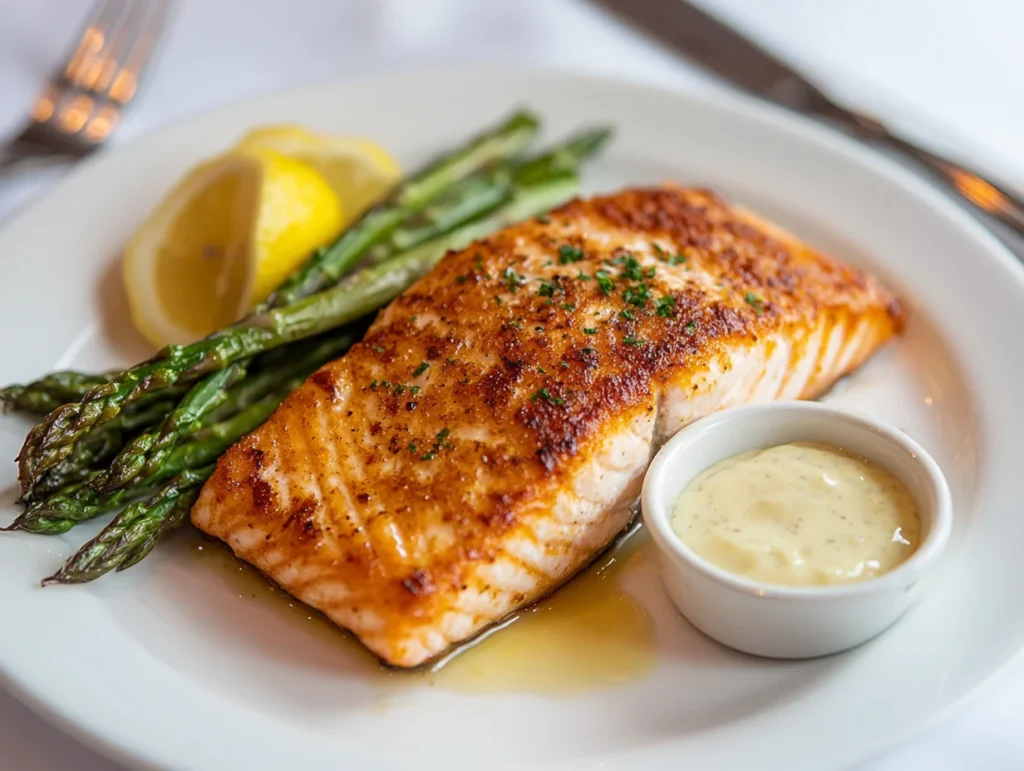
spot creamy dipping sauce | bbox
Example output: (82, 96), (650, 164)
(670, 442), (920, 586)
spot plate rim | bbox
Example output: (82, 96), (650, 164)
(1, 63), (1023, 771)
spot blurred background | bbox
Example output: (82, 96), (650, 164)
(0, 0), (1021, 219)
(0, 0), (1020, 769)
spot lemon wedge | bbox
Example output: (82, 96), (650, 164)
(236, 125), (401, 219)
(122, 146), (345, 348)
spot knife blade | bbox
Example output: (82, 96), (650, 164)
(589, 0), (1024, 238)
(588, 0), (832, 111)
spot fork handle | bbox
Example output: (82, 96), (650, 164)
(0, 142), (71, 179)
(807, 95), (1024, 237)
(0, 143), (31, 174)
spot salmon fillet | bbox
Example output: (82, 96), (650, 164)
(191, 186), (904, 668)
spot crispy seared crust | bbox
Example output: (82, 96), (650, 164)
(192, 186), (903, 666)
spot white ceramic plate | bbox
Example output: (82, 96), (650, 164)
(0, 69), (1021, 771)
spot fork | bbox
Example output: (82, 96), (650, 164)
(0, 0), (174, 174)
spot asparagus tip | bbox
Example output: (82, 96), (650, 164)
(508, 107), (542, 129)
(41, 560), (98, 585)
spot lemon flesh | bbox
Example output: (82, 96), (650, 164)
(123, 147), (344, 348)
(149, 158), (256, 341)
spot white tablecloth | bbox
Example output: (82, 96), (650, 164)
(1, 1), (1021, 768)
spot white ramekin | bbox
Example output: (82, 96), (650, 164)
(641, 401), (953, 659)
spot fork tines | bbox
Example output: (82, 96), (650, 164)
(21, 0), (174, 154)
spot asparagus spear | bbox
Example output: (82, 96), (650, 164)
(37, 133), (607, 584)
(26, 430), (123, 504)
(93, 326), (366, 493)
(21, 386), (235, 504)
(364, 165), (514, 262)
(2, 387), (75, 417)
(16, 111), (542, 495)
(0, 372), (192, 416)
(0, 371), (115, 414)
(22, 397), (182, 503)
(41, 465), (213, 585)
(357, 125), (607, 264)
(7, 387), (293, 534)
(116, 481), (202, 571)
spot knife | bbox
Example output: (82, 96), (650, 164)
(590, 0), (1024, 238)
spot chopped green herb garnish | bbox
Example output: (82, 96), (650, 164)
(561, 302), (576, 312)
(409, 386), (421, 396)
(745, 292), (764, 315)
(616, 253), (644, 281)
(622, 283), (651, 307)
(656, 295), (676, 318)
(409, 317), (418, 323)
(619, 309), (635, 320)
(408, 443), (417, 453)
(684, 321), (697, 334)
(595, 270), (615, 295)
(420, 429), (452, 461)
(371, 345), (385, 353)
(509, 318), (524, 330)
(369, 380), (379, 390)
(503, 267), (526, 293)
(537, 366), (547, 374)
(534, 326), (545, 333)
(558, 244), (584, 264)
(645, 266), (656, 279)
(537, 214), (551, 224)
(560, 361), (570, 369)
(581, 347), (595, 355)
(531, 387), (566, 406)
(623, 336), (646, 347)
(583, 327), (597, 335)
(652, 243), (666, 257)
(380, 380), (392, 389)
(494, 295), (503, 305)
(670, 254), (688, 266)
(538, 280), (560, 297)
(412, 362), (430, 377)
(446, 358), (456, 365)
(456, 275), (468, 284)
(576, 272), (591, 281)
(459, 377), (470, 385)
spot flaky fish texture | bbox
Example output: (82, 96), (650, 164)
(191, 186), (904, 667)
